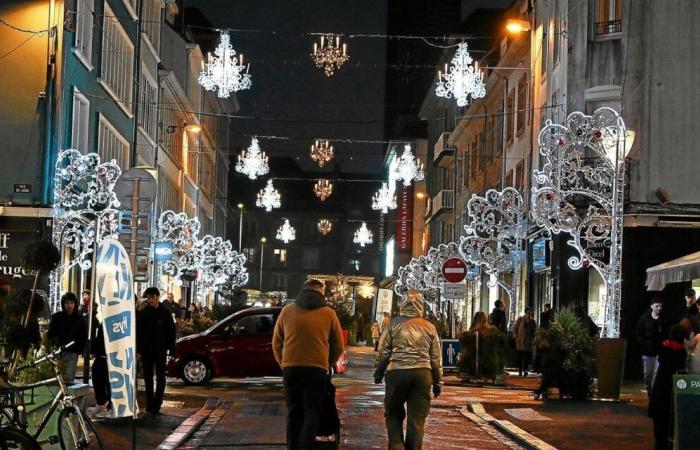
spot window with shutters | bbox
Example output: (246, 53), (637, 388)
(97, 114), (129, 168)
(99, 2), (134, 117)
(141, 0), (162, 52)
(138, 67), (158, 139)
(73, 0), (94, 69)
(158, 172), (181, 213)
(71, 88), (90, 153)
(506, 90), (515, 145)
(516, 75), (527, 136)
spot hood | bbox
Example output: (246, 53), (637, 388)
(60, 295), (77, 314)
(296, 289), (327, 310)
(399, 292), (424, 318)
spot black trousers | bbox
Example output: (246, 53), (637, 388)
(517, 351), (531, 376)
(92, 356), (111, 406)
(142, 352), (167, 412)
(282, 366), (328, 450)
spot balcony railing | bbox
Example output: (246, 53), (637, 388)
(595, 20), (622, 36)
(431, 189), (454, 218)
(434, 132), (455, 168)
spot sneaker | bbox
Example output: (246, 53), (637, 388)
(95, 409), (113, 419)
(86, 405), (102, 418)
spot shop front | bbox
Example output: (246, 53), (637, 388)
(0, 213), (53, 293)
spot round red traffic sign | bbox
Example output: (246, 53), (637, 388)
(441, 257), (468, 283)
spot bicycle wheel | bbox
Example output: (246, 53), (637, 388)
(57, 406), (104, 450)
(0, 428), (40, 450)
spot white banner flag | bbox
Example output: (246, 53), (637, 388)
(95, 238), (139, 418)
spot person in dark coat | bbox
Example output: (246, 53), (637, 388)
(48, 292), (86, 383)
(671, 288), (700, 332)
(489, 300), (507, 334)
(136, 287), (176, 415)
(649, 325), (689, 450)
(635, 298), (667, 397)
(513, 307), (537, 377)
(539, 303), (554, 329)
(86, 303), (111, 418)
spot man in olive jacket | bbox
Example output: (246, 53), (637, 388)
(374, 289), (442, 450)
(272, 278), (344, 450)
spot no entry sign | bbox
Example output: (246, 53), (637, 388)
(441, 257), (468, 283)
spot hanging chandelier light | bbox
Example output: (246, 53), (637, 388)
(353, 222), (373, 247)
(313, 179), (334, 202)
(311, 34), (349, 76)
(372, 182), (397, 214)
(276, 219), (296, 243)
(235, 137), (269, 180)
(435, 42), (486, 107)
(256, 179), (281, 212)
(310, 139), (335, 167)
(198, 31), (252, 98)
(317, 218), (332, 235)
(394, 144), (425, 187)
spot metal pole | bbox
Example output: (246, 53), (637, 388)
(129, 178), (141, 273)
(259, 239), (265, 291)
(83, 218), (101, 384)
(238, 206), (243, 252)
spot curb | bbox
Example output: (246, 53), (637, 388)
(156, 397), (220, 450)
(465, 402), (557, 450)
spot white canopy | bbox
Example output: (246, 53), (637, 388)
(645, 251), (700, 291)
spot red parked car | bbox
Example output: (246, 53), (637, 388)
(166, 306), (348, 385)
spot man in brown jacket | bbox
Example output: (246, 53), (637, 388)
(273, 278), (344, 450)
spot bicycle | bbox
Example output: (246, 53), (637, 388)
(0, 342), (104, 449)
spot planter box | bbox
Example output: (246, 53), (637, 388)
(595, 338), (627, 400)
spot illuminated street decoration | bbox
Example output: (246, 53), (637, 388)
(317, 218), (332, 235)
(313, 179), (334, 201)
(372, 182), (397, 214)
(198, 31), (251, 98)
(235, 137), (269, 180)
(394, 242), (461, 298)
(531, 107), (634, 338)
(256, 179), (281, 212)
(357, 282), (376, 299)
(459, 188), (525, 326)
(435, 42), (486, 107)
(310, 139), (334, 167)
(311, 34), (349, 76)
(393, 144), (425, 187)
(353, 222), (373, 247)
(276, 219), (296, 244)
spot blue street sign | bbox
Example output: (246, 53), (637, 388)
(154, 241), (174, 261)
(441, 339), (461, 369)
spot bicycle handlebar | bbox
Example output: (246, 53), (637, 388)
(14, 341), (76, 373)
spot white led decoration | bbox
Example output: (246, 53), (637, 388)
(276, 219), (296, 243)
(394, 242), (461, 299)
(313, 179), (334, 202)
(310, 139), (334, 167)
(198, 31), (251, 98)
(393, 144), (425, 187)
(256, 179), (281, 212)
(372, 182), (397, 214)
(435, 42), (486, 107)
(353, 222), (373, 247)
(311, 34), (349, 76)
(235, 137), (269, 180)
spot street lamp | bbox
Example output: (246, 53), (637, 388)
(237, 203), (244, 251)
(259, 237), (266, 292)
(506, 19), (531, 34)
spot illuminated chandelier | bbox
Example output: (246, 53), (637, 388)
(372, 182), (397, 214)
(256, 179), (281, 212)
(311, 34), (349, 76)
(357, 282), (376, 299)
(317, 218), (332, 235)
(310, 139), (334, 167)
(235, 137), (269, 180)
(276, 219), (296, 243)
(394, 144), (425, 187)
(313, 179), (334, 201)
(198, 31), (251, 98)
(353, 222), (373, 247)
(435, 42), (485, 107)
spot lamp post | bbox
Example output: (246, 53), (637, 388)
(259, 237), (266, 291)
(237, 203), (244, 251)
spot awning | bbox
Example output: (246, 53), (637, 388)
(645, 251), (700, 291)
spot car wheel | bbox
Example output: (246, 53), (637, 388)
(180, 357), (211, 385)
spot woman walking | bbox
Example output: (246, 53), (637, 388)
(513, 307), (537, 377)
(371, 321), (381, 351)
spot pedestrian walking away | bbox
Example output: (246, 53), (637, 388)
(635, 298), (666, 396)
(136, 287), (176, 415)
(489, 300), (507, 334)
(272, 278), (345, 450)
(47, 292), (86, 384)
(371, 321), (381, 351)
(513, 307), (537, 377)
(374, 289), (442, 450)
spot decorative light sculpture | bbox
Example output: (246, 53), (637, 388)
(357, 282), (376, 299)
(393, 144), (425, 187)
(353, 222), (373, 247)
(156, 210), (202, 286)
(193, 235), (249, 301)
(198, 31), (251, 98)
(435, 42), (486, 107)
(531, 107), (633, 338)
(256, 179), (281, 212)
(458, 188), (525, 327)
(310, 139), (334, 167)
(235, 137), (269, 180)
(276, 219), (296, 243)
(372, 182), (397, 214)
(317, 218), (333, 235)
(313, 179), (334, 202)
(311, 34), (349, 76)
(394, 242), (461, 298)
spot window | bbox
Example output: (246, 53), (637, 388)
(71, 88), (90, 152)
(243, 221), (257, 241)
(158, 171), (180, 212)
(506, 90), (515, 145)
(349, 259), (361, 272)
(223, 314), (276, 336)
(183, 130), (198, 182)
(73, 0), (94, 68)
(273, 249), (287, 266)
(100, 2), (134, 116)
(271, 274), (287, 292)
(183, 196), (196, 218)
(540, 21), (548, 77)
(516, 75), (527, 135)
(515, 161), (524, 190)
(303, 249), (320, 270)
(138, 67), (158, 139)
(596, 0), (622, 36)
(553, 1), (561, 65)
(243, 247), (256, 263)
(201, 155), (215, 200)
(141, 0), (162, 52)
(97, 114), (129, 168)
